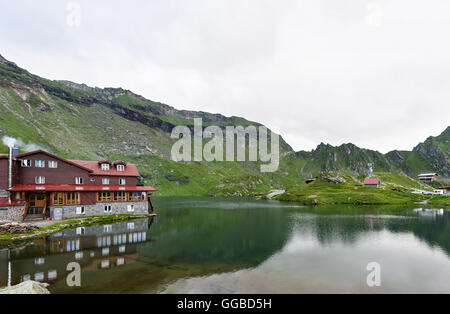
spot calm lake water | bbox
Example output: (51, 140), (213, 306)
(1, 197), (449, 293)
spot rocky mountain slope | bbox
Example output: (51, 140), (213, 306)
(386, 127), (450, 177)
(297, 142), (396, 177)
(296, 127), (450, 180)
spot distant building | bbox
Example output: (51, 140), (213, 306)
(440, 187), (450, 195)
(364, 178), (380, 188)
(418, 173), (438, 183)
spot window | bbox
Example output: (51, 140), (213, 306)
(34, 273), (44, 282)
(128, 192), (145, 201)
(48, 270), (57, 280)
(102, 178), (110, 185)
(75, 177), (83, 185)
(21, 160), (31, 167)
(119, 178), (126, 185)
(35, 176), (45, 184)
(117, 164), (125, 172)
(101, 260), (110, 269)
(67, 192), (80, 205)
(76, 206), (85, 215)
(35, 160), (45, 168)
(15, 192), (25, 200)
(48, 160), (58, 168)
(76, 227), (85, 235)
(53, 192), (64, 205)
(22, 274), (31, 282)
(104, 205), (112, 213)
(97, 192), (111, 202)
(127, 204), (134, 212)
(101, 163), (110, 171)
(113, 192), (126, 201)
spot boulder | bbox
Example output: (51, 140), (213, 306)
(0, 281), (50, 294)
(0, 223), (40, 234)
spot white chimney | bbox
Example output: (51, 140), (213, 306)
(8, 146), (13, 189)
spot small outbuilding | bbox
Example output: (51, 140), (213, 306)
(364, 178), (380, 188)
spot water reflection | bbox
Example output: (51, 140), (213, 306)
(0, 219), (153, 288)
(0, 198), (449, 293)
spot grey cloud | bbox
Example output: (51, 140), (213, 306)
(0, 0), (449, 153)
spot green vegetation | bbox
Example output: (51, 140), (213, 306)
(109, 152), (307, 196)
(373, 172), (433, 190)
(277, 172), (449, 207)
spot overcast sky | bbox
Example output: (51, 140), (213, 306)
(1, 0), (449, 153)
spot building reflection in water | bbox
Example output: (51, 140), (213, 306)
(0, 218), (152, 287)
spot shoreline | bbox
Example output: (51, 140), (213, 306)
(0, 214), (153, 244)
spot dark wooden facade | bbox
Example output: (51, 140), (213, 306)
(0, 157), (8, 190)
(1, 150), (157, 219)
(11, 152), (138, 186)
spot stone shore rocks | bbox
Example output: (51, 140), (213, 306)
(267, 190), (286, 199)
(0, 281), (50, 294)
(0, 221), (39, 235)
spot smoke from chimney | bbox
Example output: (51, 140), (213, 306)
(2, 136), (47, 152)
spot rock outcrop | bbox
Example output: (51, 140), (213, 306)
(0, 221), (39, 234)
(0, 281), (50, 294)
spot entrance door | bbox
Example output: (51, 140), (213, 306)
(29, 193), (47, 207)
(27, 193), (47, 215)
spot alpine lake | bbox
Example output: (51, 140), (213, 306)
(1, 197), (449, 293)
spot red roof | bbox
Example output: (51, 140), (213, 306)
(0, 197), (26, 207)
(69, 160), (140, 177)
(364, 178), (380, 185)
(0, 154), (8, 159)
(441, 186), (450, 190)
(8, 184), (157, 192)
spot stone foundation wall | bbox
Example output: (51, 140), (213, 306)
(49, 201), (149, 220)
(0, 206), (25, 222)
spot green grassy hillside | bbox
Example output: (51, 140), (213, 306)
(277, 172), (449, 207)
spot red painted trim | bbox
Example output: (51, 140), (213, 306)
(0, 197), (26, 206)
(8, 184), (157, 192)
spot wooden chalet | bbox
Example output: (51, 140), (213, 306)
(0, 148), (157, 221)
